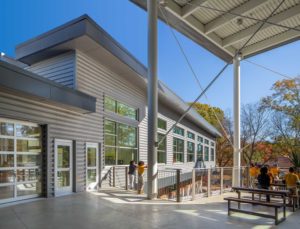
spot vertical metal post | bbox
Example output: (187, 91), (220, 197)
(233, 55), (241, 187)
(208, 168), (211, 197)
(221, 167), (224, 194)
(113, 167), (116, 187)
(125, 167), (128, 190)
(176, 169), (181, 202)
(147, 0), (158, 199)
(192, 168), (195, 200)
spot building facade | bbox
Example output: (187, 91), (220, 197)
(0, 15), (220, 204)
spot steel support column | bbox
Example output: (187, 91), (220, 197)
(147, 0), (158, 199)
(233, 55), (241, 187)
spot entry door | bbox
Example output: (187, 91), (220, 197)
(86, 143), (99, 191)
(55, 139), (72, 196)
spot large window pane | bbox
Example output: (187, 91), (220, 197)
(117, 124), (137, 148)
(173, 126), (184, 136)
(17, 154), (41, 167)
(117, 148), (137, 165)
(57, 146), (70, 168)
(210, 148), (215, 161)
(87, 147), (97, 167)
(57, 171), (70, 187)
(187, 142), (195, 162)
(0, 186), (14, 200)
(0, 122), (14, 136)
(173, 138), (184, 163)
(204, 146), (209, 161)
(87, 169), (97, 186)
(17, 169), (40, 182)
(17, 182), (41, 197)
(17, 139), (41, 153)
(117, 102), (137, 120)
(105, 147), (116, 165)
(16, 125), (40, 138)
(104, 120), (116, 135)
(0, 170), (14, 183)
(0, 154), (14, 167)
(158, 133), (166, 163)
(158, 118), (167, 130)
(0, 138), (14, 152)
(197, 144), (203, 161)
(104, 96), (116, 113)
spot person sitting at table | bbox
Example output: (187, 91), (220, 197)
(257, 166), (271, 202)
(283, 167), (299, 205)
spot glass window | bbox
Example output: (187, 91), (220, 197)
(16, 125), (40, 138)
(87, 169), (97, 186)
(87, 147), (97, 167)
(17, 155), (41, 167)
(17, 182), (41, 197)
(0, 139), (14, 152)
(158, 118), (167, 130)
(211, 142), (215, 147)
(104, 96), (116, 113)
(0, 170), (14, 183)
(197, 144), (203, 161)
(0, 122), (14, 136)
(173, 126), (184, 136)
(17, 169), (40, 182)
(104, 120), (138, 165)
(0, 154), (14, 167)
(57, 145), (70, 168)
(187, 131), (195, 140)
(0, 186), (14, 200)
(17, 139), (41, 153)
(198, 136), (203, 143)
(204, 146), (209, 161)
(117, 102), (137, 120)
(157, 133), (166, 163)
(57, 171), (70, 187)
(204, 139), (209, 145)
(104, 96), (138, 120)
(173, 137), (184, 163)
(187, 142), (195, 162)
(210, 148), (215, 161)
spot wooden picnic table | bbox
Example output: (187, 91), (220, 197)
(224, 186), (290, 225)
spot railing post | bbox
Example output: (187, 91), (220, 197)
(176, 169), (181, 202)
(208, 168), (211, 197)
(192, 168), (195, 200)
(221, 167), (224, 194)
(125, 166), (128, 190)
(113, 167), (116, 187)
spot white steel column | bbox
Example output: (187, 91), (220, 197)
(147, 0), (158, 199)
(233, 55), (241, 187)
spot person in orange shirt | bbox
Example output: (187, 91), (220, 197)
(283, 167), (299, 205)
(137, 161), (147, 194)
(249, 163), (257, 188)
(270, 164), (280, 182)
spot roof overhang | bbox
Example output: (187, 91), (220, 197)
(131, 0), (300, 62)
(0, 60), (96, 114)
(15, 14), (221, 137)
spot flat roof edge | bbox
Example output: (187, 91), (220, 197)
(0, 60), (96, 113)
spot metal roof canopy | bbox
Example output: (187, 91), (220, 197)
(132, 0), (300, 62)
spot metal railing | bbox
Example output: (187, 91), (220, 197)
(102, 166), (249, 202)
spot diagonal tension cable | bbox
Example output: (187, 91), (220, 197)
(157, 0), (286, 146)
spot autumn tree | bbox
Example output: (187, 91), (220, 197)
(262, 76), (300, 166)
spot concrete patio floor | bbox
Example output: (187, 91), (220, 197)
(0, 189), (299, 229)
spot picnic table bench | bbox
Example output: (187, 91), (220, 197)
(224, 187), (289, 225)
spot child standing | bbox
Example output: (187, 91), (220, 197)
(257, 166), (271, 202)
(128, 160), (136, 190)
(137, 161), (147, 194)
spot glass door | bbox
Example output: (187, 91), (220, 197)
(86, 143), (98, 191)
(55, 139), (72, 196)
(0, 119), (42, 204)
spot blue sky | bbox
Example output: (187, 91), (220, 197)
(1, 0), (299, 112)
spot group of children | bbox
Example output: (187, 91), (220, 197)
(128, 160), (147, 194)
(250, 163), (300, 203)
